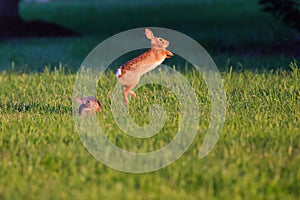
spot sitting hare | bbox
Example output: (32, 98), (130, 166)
(75, 96), (101, 116)
(116, 28), (173, 105)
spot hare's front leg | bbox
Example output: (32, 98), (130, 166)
(165, 50), (174, 58)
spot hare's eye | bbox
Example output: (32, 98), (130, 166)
(86, 100), (91, 104)
(158, 38), (163, 42)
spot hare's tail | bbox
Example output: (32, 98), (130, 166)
(116, 68), (122, 79)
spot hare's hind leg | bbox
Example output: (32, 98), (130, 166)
(121, 74), (139, 105)
(123, 85), (137, 105)
(130, 90), (136, 98)
(123, 80), (139, 105)
(123, 86), (130, 105)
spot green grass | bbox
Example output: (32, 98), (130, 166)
(0, 63), (300, 199)
(1, 0), (300, 199)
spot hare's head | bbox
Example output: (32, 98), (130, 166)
(75, 96), (101, 115)
(145, 28), (169, 50)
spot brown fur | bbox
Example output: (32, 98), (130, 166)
(116, 28), (173, 105)
(118, 49), (173, 79)
(75, 96), (101, 116)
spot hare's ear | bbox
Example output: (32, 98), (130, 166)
(75, 97), (84, 104)
(145, 28), (154, 40)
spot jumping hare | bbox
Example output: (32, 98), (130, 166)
(75, 96), (101, 116)
(116, 28), (174, 105)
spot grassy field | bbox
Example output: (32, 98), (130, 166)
(1, 64), (299, 199)
(1, 0), (300, 199)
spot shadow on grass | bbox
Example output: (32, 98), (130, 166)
(0, 101), (72, 114)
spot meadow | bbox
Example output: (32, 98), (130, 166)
(0, 0), (300, 199)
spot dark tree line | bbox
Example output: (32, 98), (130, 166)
(1, 0), (299, 39)
(259, 0), (300, 31)
(0, 0), (79, 38)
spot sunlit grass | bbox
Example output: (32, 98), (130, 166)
(0, 63), (299, 199)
